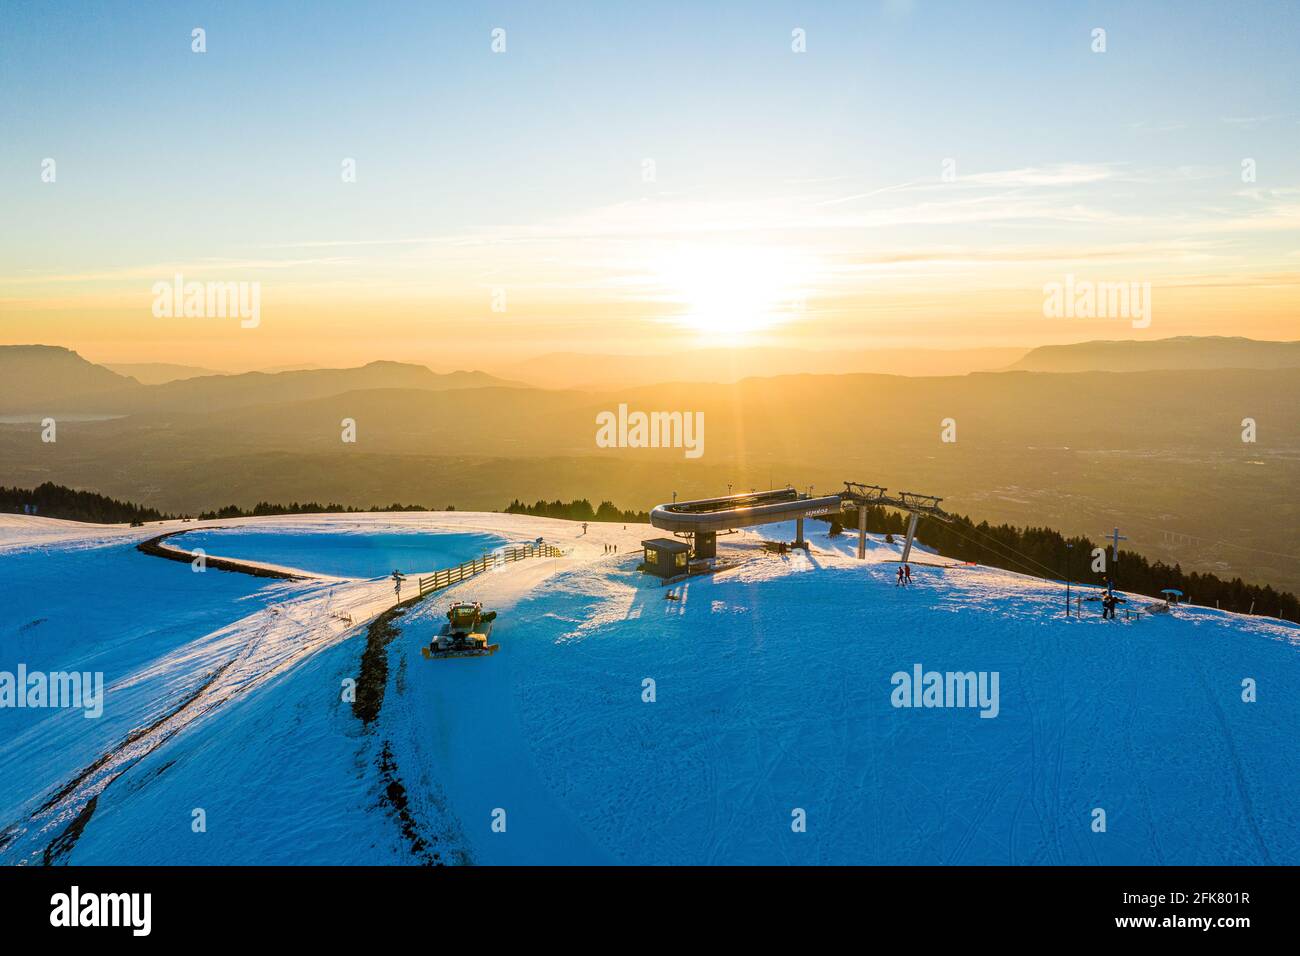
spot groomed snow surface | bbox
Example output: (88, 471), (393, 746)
(1, 511), (1297, 865)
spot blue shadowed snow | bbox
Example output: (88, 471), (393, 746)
(177, 528), (508, 578)
(386, 527), (1300, 866)
(66, 636), (413, 865)
(0, 541), (284, 825)
(6, 518), (1298, 865)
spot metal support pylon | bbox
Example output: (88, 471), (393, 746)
(857, 504), (867, 559)
(901, 511), (920, 563)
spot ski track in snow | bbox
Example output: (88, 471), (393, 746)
(1, 572), (402, 863)
(0, 512), (531, 864)
(2, 511), (1299, 864)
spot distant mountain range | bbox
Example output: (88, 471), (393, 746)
(497, 346), (1025, 388)
(10, 336), (1296, 411)
(103, 362), (222, 385)
(494, 337), (1300, 387)
(92, 362), (522, 416)
(0, 347), (519, 413)
(0, 346), (139, 407)
(1006, 336), (1300, 373)
(3, 336), (1297, 594)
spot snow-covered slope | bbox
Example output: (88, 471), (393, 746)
(2, 512), (1297, 865)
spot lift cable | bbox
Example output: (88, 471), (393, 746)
(931, 520), (1069, 582)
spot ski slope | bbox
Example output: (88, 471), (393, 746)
(2, 511), (1297, 865)
(0, 513), (520, 864)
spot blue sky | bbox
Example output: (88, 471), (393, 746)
(2, 1), (1298, 365)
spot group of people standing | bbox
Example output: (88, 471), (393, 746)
(604, 543), (619, 554)
(895, 563), (913, 586)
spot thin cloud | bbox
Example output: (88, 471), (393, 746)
(1221, 113), (1291, 127)
(0, 257), (357, 285)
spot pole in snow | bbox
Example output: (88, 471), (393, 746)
(857, 504), (867, 560)
(1065, 543), (1073, 617)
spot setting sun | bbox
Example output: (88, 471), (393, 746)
(655, 244), (815, 344)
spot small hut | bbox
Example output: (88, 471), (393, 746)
(640, 537), (690, 579)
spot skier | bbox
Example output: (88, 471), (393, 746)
(1101, 592), (1115, 619)
(903, 563), (913, 585)
(896, 566), (905, 587)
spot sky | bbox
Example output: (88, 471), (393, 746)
(1, 0), (1298, 371)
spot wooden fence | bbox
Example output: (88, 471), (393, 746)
(417, 542), (564, 597)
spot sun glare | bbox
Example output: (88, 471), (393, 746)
(656, 245), (812, 344)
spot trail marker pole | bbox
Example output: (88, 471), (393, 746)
(1065, 543), (1073, 617)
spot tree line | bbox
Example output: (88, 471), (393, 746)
(0, 482), (171, 524)
(828, 505), (1298, 620)
(503, 498), (650, 523)
(197, 501), (430, 519)
(0, 483), (438, 523)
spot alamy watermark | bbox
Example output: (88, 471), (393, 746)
(152, 273), (260, 328)
(890, 663), (1000, 718)
(596, 403), (704, 459)
(1043, 274), (1151, 329)
(0, 665), (104, 718)
(50, 886), (150, 936)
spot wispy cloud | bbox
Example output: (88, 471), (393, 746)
(1128, 120), (1187, 134)
(0, 257), (357, 285)
(1221, 113), (1292, 127)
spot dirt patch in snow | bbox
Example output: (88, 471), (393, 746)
(352, 602), (409, 727)
(43, 796), (97, 865)
(375, 740), (468, 865)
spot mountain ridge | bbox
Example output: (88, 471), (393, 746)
(1007, 335), (1300, 373)
(0, 346), (521, 414)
